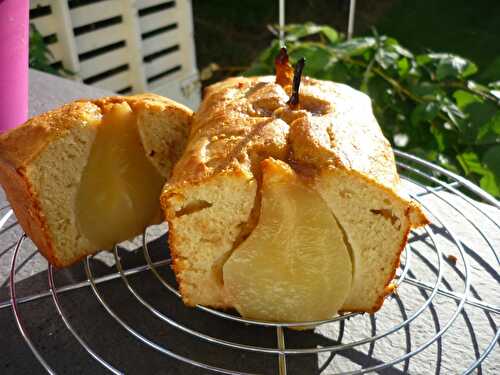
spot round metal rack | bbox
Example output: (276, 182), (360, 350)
(1, 150), (499, 374)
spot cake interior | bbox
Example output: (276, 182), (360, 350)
(76, 102), (164, 250)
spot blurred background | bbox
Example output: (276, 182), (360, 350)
(193, 0), (499, 84)
(28, 0), (500, 197)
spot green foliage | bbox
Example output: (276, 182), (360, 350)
(29, 24), (71, 77)
(245, 24), (500, 198)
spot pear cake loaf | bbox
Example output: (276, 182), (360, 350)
(0, 94), (192, 267)
(161, 72), (429, 320)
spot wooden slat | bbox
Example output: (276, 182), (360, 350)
(139, 7), (177, 34)
(52, 0), (82, 81)
(30, 14), (57, 36)
(70, 2), (122, 29)
(142, 28), (180, 56)
(121, 0), (148, 92)
(92, 70), (131, 92)
(144, 50), (183, 78)
(47, 42), (64, 62)
(30, 0), (51, 7)
(169, 0), (198, 105)
(135, 0), (170, 9)
(148, 69), (184, 90)
(150, 71), (200, 109)
(74, 23), (125, 54)
(79, 48), (129, 79)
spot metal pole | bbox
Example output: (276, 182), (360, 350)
(348, 0), (356, 40)
(279, 0), (285, 46)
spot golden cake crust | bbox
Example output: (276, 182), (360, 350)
(171, 76), (396, 185)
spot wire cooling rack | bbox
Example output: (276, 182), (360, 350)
(0, 150), (498, 374)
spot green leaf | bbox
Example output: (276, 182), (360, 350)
(319, 26), (339, 44)
(334, 37), (376, 57)
(244, 63), (273, 76)
(289, 43), (334, 78)
(284, 23), (339, 44)
(477, 111), (500, 144)
(479, 173), (500, 197)
(258, 39), (281, 65)
(284, 23), (323, 40)
(397, 58), (410, 77)
(326, 62), (351, 82)
(478, 145), (500, 196)
(456, 151), (499, 196)
(453, 90), (482, 109)
(438, 96), (466, 129)
(411, 102), (440, 125)
(452, 91), (499, 144)
(407, 147), (440, 164)
(436, 55), (477, 80)
(457, 151), (485, 175)
(375, 48), (399, 69)
(391, 44), (413, 59)
(408, 81), (445, 99)
(417, 53), (478, 80)
(481, 146), (500, 196)
(482, 145), (500, 181)
(430, 125), (445, 151)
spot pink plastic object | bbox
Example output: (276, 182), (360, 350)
(0, 0), (29, 133)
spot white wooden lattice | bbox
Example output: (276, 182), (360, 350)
(29, 0), (200, 109)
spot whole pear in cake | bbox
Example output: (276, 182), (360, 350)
(0, 94), (192, 267)
(223, 158), (353, 321)
(161, 49), (428, 320)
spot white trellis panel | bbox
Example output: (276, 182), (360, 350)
(29, 0), (200, 109)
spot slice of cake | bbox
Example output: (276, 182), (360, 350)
(0, 94), (192, 267)
(161, 71), (428, 319)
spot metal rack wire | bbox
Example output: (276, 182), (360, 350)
(1, 150), (499, 374)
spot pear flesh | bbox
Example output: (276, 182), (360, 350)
(76, 103), (164, 249)
(223, 159), (353, 322)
